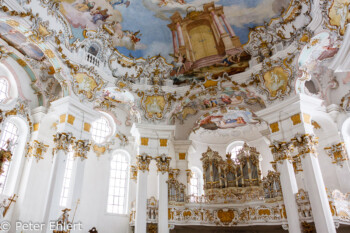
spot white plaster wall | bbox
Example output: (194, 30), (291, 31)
(73, 148), (136, 233)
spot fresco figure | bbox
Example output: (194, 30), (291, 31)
(269, 70), (286, 92)
(74, 0), (95, 12)
(91, 7), (111, 23)
(334, 2), (349, 33)
(109, 0), (130, 8)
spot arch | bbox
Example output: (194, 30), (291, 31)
(91, 112), (116, 144)
(107, 149), (130, 214)
(87, 43), (100, 57)
(0, 63), (19, 103)
(226, 140), (245, 159)
(0, 116), (29, 196)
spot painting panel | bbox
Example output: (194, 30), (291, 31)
(263, 67), (289, 98)
(198, 109), (258, 131)
(328, 0), (350, 35)
(0, 22), (45, 61)
(144, 95), (166, 118)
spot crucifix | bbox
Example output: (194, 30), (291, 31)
(3, 194), (17, 217)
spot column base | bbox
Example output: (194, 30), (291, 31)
(231, 36), (242, 47)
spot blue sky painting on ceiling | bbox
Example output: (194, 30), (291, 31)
(60, 0), (290, 60)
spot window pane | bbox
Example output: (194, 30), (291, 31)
(107, 153), (129, 214)
(91, 117), (112, 144)
(59, 147), (74, 207)
(189, 169), (203, 199)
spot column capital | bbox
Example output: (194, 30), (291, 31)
(291, 134), (318, 158)
(52, 132), (75, 155)
(270, 141), (294, 163)
(136, 153), (152, 172)
(73, 139), (91, 160)
(155, 154), (171, 174)
(26, 140), (49, 162)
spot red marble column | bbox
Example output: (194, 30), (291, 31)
(176, 22), (185, 47)
(210, 11), (226, 35)
(172, 30), (179, 55)
(221, 14), (236, 37)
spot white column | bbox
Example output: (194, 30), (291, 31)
(293, 135), (336, 233)
(271, 142), (302, 233)
(278, 161), (301, 233)
(69, 159), (86, 209)
(155, 155), (171, 233)
(135, 169), (148, 233)
(43, 149), (68, 232)
(158, 172), (169, 233)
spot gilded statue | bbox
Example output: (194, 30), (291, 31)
(0, 139), (13, 176)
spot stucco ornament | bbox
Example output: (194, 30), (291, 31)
(26, 140), (49, 162)
(136, 153), (152, 172)
(73, 139), (91, 160)
(155, 154), (171, 174)
(254, 56), (295, 101)
(52, 132), (75, 156)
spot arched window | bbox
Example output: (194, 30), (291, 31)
(227, 141), (245, 159)
(107, 151), (129, 214)
(0, 121), (19, 193)
(91, 115), (112, 144)
(59, 147), (75, 207)
(0, 78), (9, 103)
(189, 167), (203, 201)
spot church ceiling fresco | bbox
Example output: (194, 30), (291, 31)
(194, 107), (259, 131)
(53, 0), (291, 83)
(298, 32), (340, 70)
(296, 32), (341, 96)
(0, 22), (44, 60)
(173, 85), (265, 122)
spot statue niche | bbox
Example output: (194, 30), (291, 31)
(201, 144), (261, 195)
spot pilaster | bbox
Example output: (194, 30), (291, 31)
(155, 155), (171, 233)
(42, 97), (98, 232)
(173, 140), (192, 187)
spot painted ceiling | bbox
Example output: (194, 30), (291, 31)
(61, 0), (290, 57)
(0, 0), (348, 136)
(58, 0), (291, 81)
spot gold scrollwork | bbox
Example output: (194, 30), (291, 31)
(137, 153), (152, 172)
(155, 154), (171, 174)
(26, 140), (49, 162)
(325, 142), (348, 167)
(73, 140), (91, 160)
